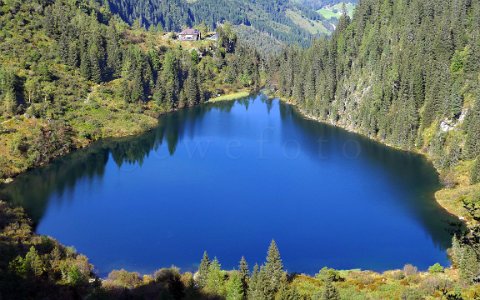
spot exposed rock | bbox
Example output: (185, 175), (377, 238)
(440, 120), (454, 132)
(439, 108), (468, 132)
(459, 108), (468, 122)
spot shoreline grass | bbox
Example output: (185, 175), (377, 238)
(208, 91), (250, 103)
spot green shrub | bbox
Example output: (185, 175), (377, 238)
(316, 267), (344, 282)
(428, 263), (444, 273)
(106, 269), (143, 289)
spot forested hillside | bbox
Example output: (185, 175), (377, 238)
(0, 0), (262, 180)
(106, 0), (344, 47)
(268, 0), (480, 225)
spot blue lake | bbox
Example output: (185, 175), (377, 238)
(0, 94), (463, 276)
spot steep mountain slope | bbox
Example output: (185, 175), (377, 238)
(106, 0), (350, 46)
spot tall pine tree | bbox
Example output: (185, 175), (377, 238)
(197, 251), (210, 288)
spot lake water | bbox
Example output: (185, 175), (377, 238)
(0, 94), (463, 276)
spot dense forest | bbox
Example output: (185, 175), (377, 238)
(106, 0), (338, 47)
(0, 0), (262, 180)
(268, 0), (480, 227)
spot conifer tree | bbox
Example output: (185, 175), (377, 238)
(205, 257), (225, 296)
(459, 245), (479, 284)
(226, 271), (244, 300)
(451, 235), (462, 268)
(197, 251), (210, 288)
(185, 67), (199, 107)
(22, 246), (45, 277)
(0, 69), (18, 117)
(68, 41), (80, 68)
(248, 264), (263, 300)
(80, 50), (92, 81)
(263, 240), (284, 297)
(239, 256), (249, 296)
(465, 104), (480, 159)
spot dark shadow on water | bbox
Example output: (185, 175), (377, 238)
(276, 101), (465, 250)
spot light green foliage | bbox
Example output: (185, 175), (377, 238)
(248, 264), (263, 300)
(450, 47), (471, 74)
(197, 251), (210, 288)
(428, 263), (444, 274)
(205, 257), (226, 296)
(316, 267), (343, 282)
(226, 271), (244, 300)
(61, 264), (84, 285)
(11, 246), (44, 277)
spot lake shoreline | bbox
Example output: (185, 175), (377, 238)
(2, 94), (458, 274)
(269, 93), (471, 227)
(2, 89), (468, 228)
(0, 89), (255, 186)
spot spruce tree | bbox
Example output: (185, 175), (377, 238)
(197, 251), (210, 288)
(80, 50), (92, 80)
(263, 240), (284, 297)
(248, 264), (263, 300)
(226, 271), (244, 300)
(68, 41), (80, 68)
(205, 257), (225, 296)
(451, 235), (462, 268)
(185, 67), (199, 107)
(459, 245), (479, 284)
(239, 256), (249, 296)
(24, 246), (44, 277)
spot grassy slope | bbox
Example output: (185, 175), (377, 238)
(286, 9), (329, 35)
(317, 2), (356, 21)
(208, 91), (251, 102)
